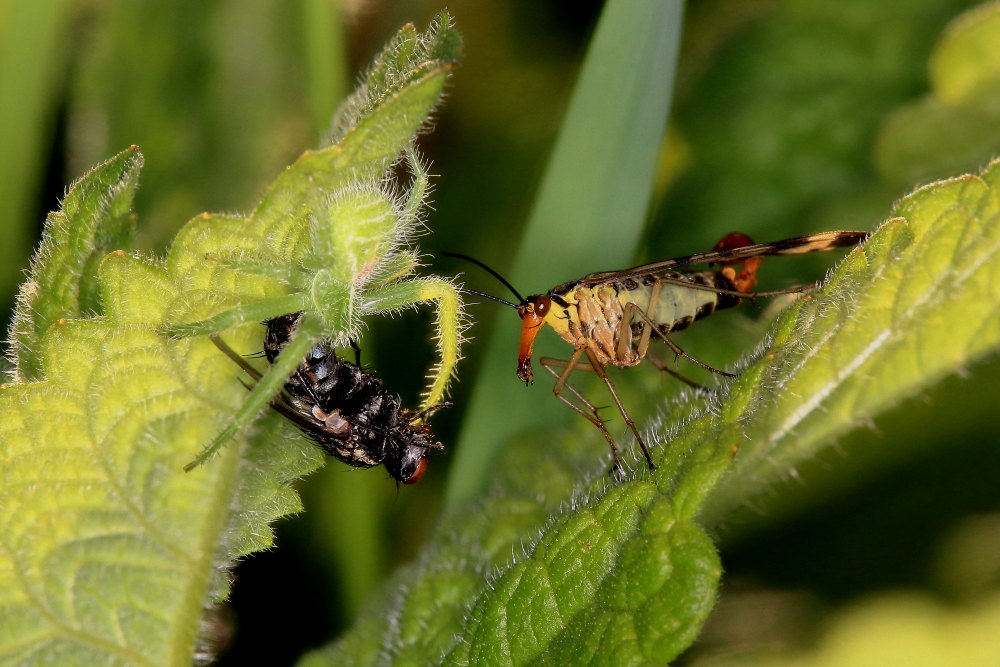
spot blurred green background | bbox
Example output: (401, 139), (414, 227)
(3, 0), (999, 664)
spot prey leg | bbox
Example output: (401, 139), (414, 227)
(211, 335), (263, 380)
(215, 335), (321, 433)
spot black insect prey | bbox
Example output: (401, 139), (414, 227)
(214, 312), (445, 484)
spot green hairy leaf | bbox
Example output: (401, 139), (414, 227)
(311, 161), (1000, 664)
(0, 14), (460, 665)
(7, 146), (141, 382)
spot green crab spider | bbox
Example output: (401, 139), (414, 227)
(163, 148), (465, 471)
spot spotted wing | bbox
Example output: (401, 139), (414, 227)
(579, 230), (868, 286)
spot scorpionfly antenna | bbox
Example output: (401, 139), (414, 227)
(443, 252), (526, 307)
